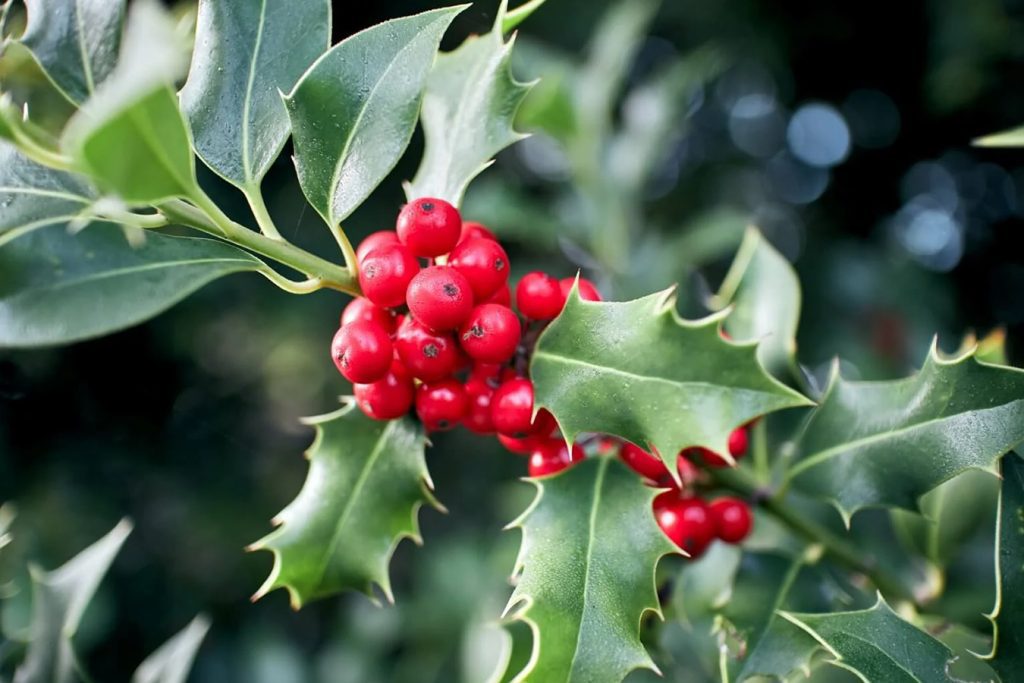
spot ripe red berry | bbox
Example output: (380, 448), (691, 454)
(448, 238), (510, 300)
(619, 443), (669, 481)
(709, 497), (753, 543)
(485, 285), (512, 307)
(728, 427), (749, 457)
(354, 360), (414, 420)
(515, 272), (564, 320)
(463, 379), (496, 434)
(676, 453), (700, 486)
(406, 265), (475, 331)
(396, 197), (461, 257)
(359, 243), (419, 309)
(415, 379), (468, 431)
(559, 276), (602, 302)
(341, 297), (397, 334)
(470, 362), (503, 387)
(653, 492), (716, 558)
(459, 221), (496, 244)
(498, 433), (545, 455)
(356, 230), (399, 263)
(331, 320), (393, 384)
(459, 304), (521, 363)
(491, 378), (551, 437)
(528, 438), (584, 477)
(393, 316), (459, 382)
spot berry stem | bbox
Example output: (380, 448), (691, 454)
(712, 466), (915, 604)
(160, 197), (361, 296)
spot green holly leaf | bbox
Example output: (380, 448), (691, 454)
(973, 124), (1024, 147)
(786, 345), (1024, 524)
(250, 403), (439, 607)
(713, 227), (801, 382)
(404, 0), (532, 206)
(531, 288), (812, 478)
(501, 0), (548, 33)
(131, 616), (211, 683)
(0, 504), (13, 555)
(180, 0), (330, 191)
(781, 596), (954, 681)
(982, 453), (1024, 679)
(0, 223), (262, 348)
(285, 7), (464, 228)
(14, 519), (132, 683)
(0, 141), (94, 248)
(503, 456), (675, 682)
(19, 0), (125, 105)
(62, 1), (196, 204)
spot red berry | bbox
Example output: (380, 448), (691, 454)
(690, 447), (729, 469)
(396, 197), (461, 257)
(356, 230), (399, 263)
(531, 408), (558, 437)
(485, 285), (512, 307)
(676, 453), (700, 486)
(498, 433), (545, 455)
(528, 438), (584, 477)
(459, 221), (496, 244)
(728, 427), (749, 457)
(619, 443), (669, 481)
(653, 492), (716, 557)
(359, 243), (419, 309)
(459, 304), (521, 363)
(491, 378), (546, 437)
(341, 297), (397, 334)
(406, 265), (475, 331)
(393, 316), (459, 382)
(559, 276), (602, 302)
(415, 379), (468, 431)
(515, 272), (564, 320)
(448, 238), (510, 300)
(470, 362), (504, 387)
(463, 379), (496, 434)
(354, 360), (414, 420)
(331, 320), (393, 384)
(709, 497), (753, 543)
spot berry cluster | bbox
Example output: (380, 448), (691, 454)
(614, 425), (755, 558)
(332, 197), (600, 478)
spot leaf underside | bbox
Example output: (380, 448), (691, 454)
(531, 288), (811, 479)
(504, 456), (675, 683)
(788, 345), (1024, 524)
(251, 403), (438, 607)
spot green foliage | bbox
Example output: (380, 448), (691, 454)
(504, 456), (674, 682)
(131, 616), (211, 683)
(19, 0), (125, 105)
(531, 288), (811, 478)
(180, 0), (331, 191)
(251, 403), (439, 607)
(782, 597), (954, 681)
(973, 124), (1024, 147)
(405, 1), (530, 206)
(285, 7), (463, 227)
(787, 345), (1024, 524)
(0, 223), (262, 348)
(984, 453), (1024, 679)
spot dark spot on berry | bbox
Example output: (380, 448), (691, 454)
(364, 263), (379, 278)
(437, 419), (450, 428)
(469, 324), (484, 338)
(420, 201), (435, 212)
(443, 283), (459, 298)
(495, 258), (506, 271)
(423, 343), (439, 358)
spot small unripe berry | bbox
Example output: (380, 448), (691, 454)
(393, 316), (459, 382)
(331, 320), (393, 384)
(354, 360), (414, 420)
(406, 265), (475, 331)
(359, 243), (419, 309)
(619, 443), (668, 481)
(448, 238), (510, 300)
(709, 497), (753, 543)
(515, 272), (564, 320)
(415, 379), (468, 431)
(559, 276), (602, 302)
(527, 438), (584, 477)
(356, 230), (399, 262)
(459, 221), (496, 244)
(341, 297), (397, 334)
(396, 197), (461, 257)
(653, 492), (716, 558)
(491, 378), (544, 437)
(463, 379), (496, 434)
(460, 304), (521, 363)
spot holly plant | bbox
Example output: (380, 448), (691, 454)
(1, 1), (1022, 682)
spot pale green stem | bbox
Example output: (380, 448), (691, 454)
(752, 419), (769, 484)
(242, 183), (283, 240)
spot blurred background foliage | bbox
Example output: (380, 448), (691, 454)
(1, 0), (1023, 680)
